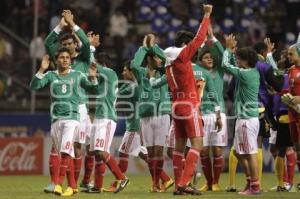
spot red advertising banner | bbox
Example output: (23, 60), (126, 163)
(0, 137), (43, 175)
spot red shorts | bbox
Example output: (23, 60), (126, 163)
(288, 109), (300, 142)
(173, 107), (204, 139)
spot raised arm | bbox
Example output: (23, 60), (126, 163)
(130, 46), (148, 84)
(30, 55), (51, 90)
(149, 44), (166, 64)
(63, 10), (91, 64)
(178, 4), (212, 63)
(221, 34), (243, 78)
(264, 38), (278, 71)
(44, 18), (67, 60)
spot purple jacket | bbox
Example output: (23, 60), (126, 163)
(273, 74), (288, 116)
(255, 61), (271, 107)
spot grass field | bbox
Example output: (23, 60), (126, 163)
(0, 173), (299, 199)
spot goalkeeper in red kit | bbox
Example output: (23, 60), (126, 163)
(284, 33), (300, 190)
(164, 4), (218, 195)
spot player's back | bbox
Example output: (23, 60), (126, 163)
(166, 53), (198, 106)
(255, 61), (272, 107)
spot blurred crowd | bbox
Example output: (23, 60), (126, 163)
(0, 0), (299, 111)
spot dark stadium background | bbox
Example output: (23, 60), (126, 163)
(0, 0), (299, 175)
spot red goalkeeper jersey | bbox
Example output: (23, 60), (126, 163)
(165, 17), (210, 112)
(288, 65), (300, 121)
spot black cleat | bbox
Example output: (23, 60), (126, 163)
(114, 178), (130, 193)
(84, 187), (101, 193)
(177, 185), (202, 195)
(276, 186), (288, 192)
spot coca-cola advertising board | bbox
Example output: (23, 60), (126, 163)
(0, 138), (43, 175)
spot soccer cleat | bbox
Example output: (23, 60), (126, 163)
(226, 186), (237, 192)
(80, 181), (93, 190)
(297, 183), (300, 191)
(173, 189), (188, 195)
(61, 187), (74, 197)
(212, 184), (221, 192)
(44, 183), (55, 193)
(198, 184), (211, 192)
(102, 181), (117, 192)
(114, 178), (130, 193)
(238, 189), (261, 195)
(284, 182), (291, 191)
(85, 187), (101, 193)
(54, 184), (63, 196)
(276, 186), (288, 192)
(160, 178), (174, 192)
(73, 188), (79, 194)
(177, 184), (202, 195)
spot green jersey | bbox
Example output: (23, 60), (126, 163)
(198, 39), (226, 113)
(131, 44), (170, 117)
(94, 65), (118, 122)
(192, 64), (219, 114)
(44, 25), (91, 105)
(29, 70), (99, 122)
(149, 74), (171, 115)
(222, 49), (259, 118)
(118, 82), (141, 132)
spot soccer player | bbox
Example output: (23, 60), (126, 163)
(80, 32), (101, 190)
(197, 26), (227, 192)
(284, 33), (300, 191)
(30, 49), (99, 196)
(84, 59), (129, 193)
(163, 4), (212, 195)
(222, 34), (261, 195)
(227, 38), (283, 191)
(267, 49), (296, 191)
(130, 34), (173, 192)
(101, 60), (148, 193)
(253, 41), (278, 184)
(44, 10), (92, 190)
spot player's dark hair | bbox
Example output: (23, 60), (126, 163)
(55, 47), (71, 59)
(59, 33), (77, 43)
(95, 52), (113, 68)
(174, 30), (194, 47)
(253, 42), (267, 55)
(198, 48), (211, 61)
(236, 47), (258, 68)
(143, 51), (155, 66)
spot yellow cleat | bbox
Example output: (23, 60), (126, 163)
(73, 188), (79, 194)
(161, 179), (174, 192)
(61, 187), (74, 197)
(212, 184), (221, 192)
(198, 184), (211, 192)
(54, 184), (63, 196)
